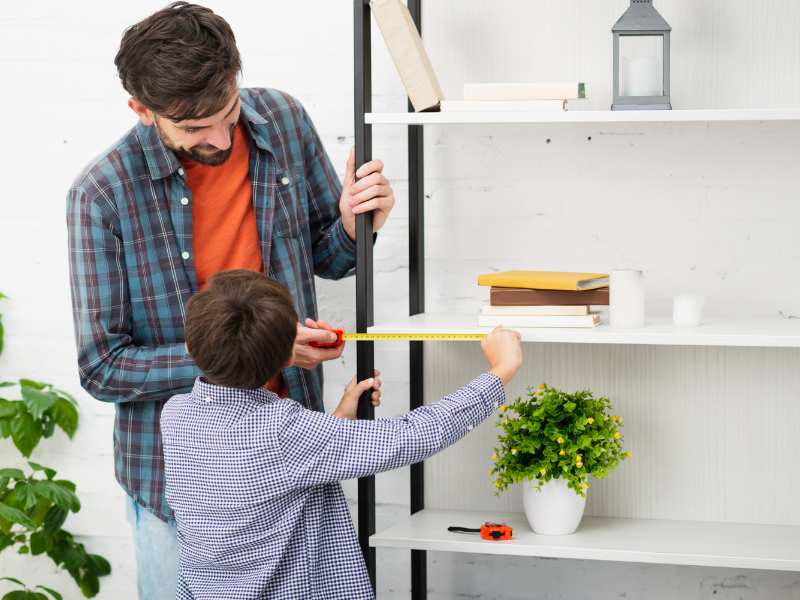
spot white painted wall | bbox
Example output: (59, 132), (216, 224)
(1, 1), (799, 599)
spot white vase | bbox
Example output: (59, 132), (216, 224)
(522, 477), (587, 535)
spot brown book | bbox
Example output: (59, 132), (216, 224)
(490, 286), (609, 307)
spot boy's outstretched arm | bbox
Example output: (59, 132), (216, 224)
(278, 327), (522, 488)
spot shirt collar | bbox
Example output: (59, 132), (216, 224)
(135, 88), (275, 181)
(191, 376), (277, 404)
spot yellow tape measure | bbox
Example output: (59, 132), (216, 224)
(342, 332), (486, 342)
(311, 329), (487, 348)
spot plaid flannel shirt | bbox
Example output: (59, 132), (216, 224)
(161, 373), (505, 599)
(67, 88), (356, 521)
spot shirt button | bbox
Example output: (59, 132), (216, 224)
(281, 176), (290, 186)
(467, 425), (474, 431)
(180, 197), (189, 206)
(205, 396), (212, 403)
(178, 168), (185, 176)
(181, 251), (190, 260)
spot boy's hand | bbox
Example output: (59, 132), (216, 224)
(481, 326), (523, 386)
(334, 370), (382, 420)
(293, 319), (344, 369)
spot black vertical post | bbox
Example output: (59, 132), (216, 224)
(407, 1), (427, 599)
(354, 0), (376, 591)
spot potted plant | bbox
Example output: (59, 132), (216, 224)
(491, 383), (631, 535)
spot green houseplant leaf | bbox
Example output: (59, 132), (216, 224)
(491, 384), (631, 497)
(9, 412), (41, 458)
(0, 503), (35, 530)
(19, 387), (57, 422)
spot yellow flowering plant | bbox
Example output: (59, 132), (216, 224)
(491, 384), (630, 497)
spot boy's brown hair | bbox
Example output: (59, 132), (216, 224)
(185, 270), (298, 389)
(114, 1), (241, 121)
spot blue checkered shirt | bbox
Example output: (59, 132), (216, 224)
(160, 373), (505, 599)
(67, 88), (355, 522)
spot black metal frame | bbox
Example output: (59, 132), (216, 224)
(354, 0), (427, 597)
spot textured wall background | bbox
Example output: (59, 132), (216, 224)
(1, 1), (799, 598)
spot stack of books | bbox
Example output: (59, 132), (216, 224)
(441, 82), (586, 113)
(477, 271), (609, 328)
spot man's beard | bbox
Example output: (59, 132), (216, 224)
(157, 121), (236, 166)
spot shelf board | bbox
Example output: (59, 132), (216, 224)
(370, 509), (800, 571)
(365, 108), (800, 125)
(367, 313), (800, 348)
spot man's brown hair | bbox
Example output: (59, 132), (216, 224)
(185, 270), (298, 389)
(115, 2), (241, 121)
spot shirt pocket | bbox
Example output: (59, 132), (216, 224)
(272, 163), (308, 239)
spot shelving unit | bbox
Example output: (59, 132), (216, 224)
(366, 108), (800, 125)
(371, 509), (800, 572)
(368, 313), (800, 348)
(352, 2), (800, 598)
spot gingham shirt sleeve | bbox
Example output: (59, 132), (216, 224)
(67, 187), (201, 403)
(299, 104), (357, 280)
(279, 373), (505, 487)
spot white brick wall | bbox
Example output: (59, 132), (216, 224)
(2, 1), (800, 598)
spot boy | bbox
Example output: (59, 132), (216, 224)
(161, 270), (523, 599)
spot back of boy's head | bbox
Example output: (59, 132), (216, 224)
(185, 270), (298, 389)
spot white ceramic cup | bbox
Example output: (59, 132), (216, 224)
(673, 294), (705, 327)
(610, 269), (645, 328)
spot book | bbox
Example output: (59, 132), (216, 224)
(477, 271), (609, 291)
(479, 313), (601, 328)
(481, 304), (589, 316)
(464, 82), (586, 101)
(490, 287), (610, 307)
(371, 0), (444, 112)
(440, 99), (566, 112)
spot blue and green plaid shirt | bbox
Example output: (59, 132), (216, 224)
(67, 88), (356, 521)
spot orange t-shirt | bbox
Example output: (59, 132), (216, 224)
(181, 121), (286, 396)
(181, 121), (262, 290)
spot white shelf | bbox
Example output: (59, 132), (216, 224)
(365, 108), (800, 125)
(367, 313), (800, 348)
(370, 509), (800, 572)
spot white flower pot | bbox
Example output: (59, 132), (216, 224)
(522, 477), (587, 535)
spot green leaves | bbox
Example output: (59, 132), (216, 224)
(0, 577), (64, 600)
(0, 504), (35, 530)
(20, 388), (57, 421)
(9, 412), (41, 459)
(0, 469), (25, 480)
(0, 383), (80, 457)
(48, 400), (78, 440)
(30, 482), (80, 513)
(0, 295), (109, 599)
(491, 384), (630, 497)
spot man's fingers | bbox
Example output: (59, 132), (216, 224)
(351, 197), (388, 215)
(344, 375), (357, 393)
(355, 158), (384, 179)
(298, 325), (338, 343)
(316, 319), (334, 330)
(350, 172), (385, 194)
(351, 184), (391, 206)
(344, 147), (356, 187)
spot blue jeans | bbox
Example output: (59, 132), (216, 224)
(125, 496), (179, 600)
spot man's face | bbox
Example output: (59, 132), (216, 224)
(131, 91), (242, 166)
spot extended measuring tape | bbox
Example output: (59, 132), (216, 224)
(310, 329), (486, 348)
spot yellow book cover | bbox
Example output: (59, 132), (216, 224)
(477, 271), (609, 291)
